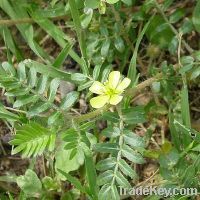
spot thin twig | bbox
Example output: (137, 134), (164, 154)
(0, 139), (6, 155)
(136, 168), (159, 187)
(42, 155), (47, 177)
(5, 106), (27, 114)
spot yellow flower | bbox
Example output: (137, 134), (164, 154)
(89, 71), (131, 108)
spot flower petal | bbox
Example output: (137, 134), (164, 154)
(109, 95), (123, 105)
(108, 71), (121, 89)
(89, 81), (105, 94)
(90, 95), (110, 108)
(116, 77), (131, 92)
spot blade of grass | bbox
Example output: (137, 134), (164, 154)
(178, 33), (191, 142)
(125, 17), (154, 107)
(36, 4), (67, 18)
(68, 0), (89, 75)
(30, 10), (87, 72)
(0, 26), (23, 61)
(53, 43), (73, 68)
(2, 28), (12, 64)
(7, 192), (15, 200)
(0, 0), (50, 62)
(0, 16), (68, 26)
(127, 16), (154, 87)
(174, 119), (192, 148)
(24, 60), (76, 83)
(168, 108), (181, 150)
(179, 74), (191, 129)
(57, 169), (86, 194)
(85, 153), (98, 200)
(30, 10), (72, 44)
(181, 85), (191, 128)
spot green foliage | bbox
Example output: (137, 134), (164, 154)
(95, 110), (145, 198)
(179, 55), (200, 80)
(58, 169), (86, 193)
(55, 145), (84, 180)
(0, 26), (23, 62)
(0, 102), (20, 121)
(0, 0), (200, 199)
(193, 0), (200, 33)
(146, 15), (174, 49)
(10, 122), (56, 157)
(68, 0), (89, 75)
(0, 61), (79, 121)
(53, 43), (74, 69)
(0, 0), (50, 61)
(159, 149), (200, 190)
(85, 0), (99, 9)
(16, 169), (42, 198)
(84, 153), (99, 200)
(42, 176), (59, 191)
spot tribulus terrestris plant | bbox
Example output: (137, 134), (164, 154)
(0, 0), (200, 200)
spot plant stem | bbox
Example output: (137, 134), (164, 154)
(111, 107), (124, 186)
(74, 105), (110, 124)
(5, 106), (27, 114)
(0, 15), (68, 26)
(0, 139), (6, 155)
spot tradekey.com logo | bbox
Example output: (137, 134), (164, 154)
(119, 186), (198, 197)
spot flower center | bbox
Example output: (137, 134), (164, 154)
(104, 87), (120, 96)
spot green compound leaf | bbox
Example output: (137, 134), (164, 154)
(10, 122), (56, 158)
(0, 61), (79, 118)
(0, 102), (20, 121)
